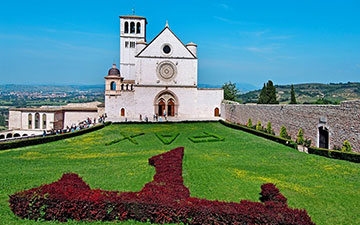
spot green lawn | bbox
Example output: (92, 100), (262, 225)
(0, 122), (359, 225)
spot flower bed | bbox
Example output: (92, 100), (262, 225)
(9, 147), (314, 224)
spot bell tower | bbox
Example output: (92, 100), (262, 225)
(119, 15), (147, 80)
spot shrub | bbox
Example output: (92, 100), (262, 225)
(9, 147), (315, 224)
(280, 125), (291, 140)
(220, 120), (297, 149)
(256, 121), (262, 131)
(296, 128), (304, 145)
(308, 146), (360, 163)
(266, 121), (274, 134)
(304, 139), (312, 148)
(342, 140), (352, 152)
(247, 118), (253, 128)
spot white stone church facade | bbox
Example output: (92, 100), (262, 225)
(105, 15), (223, 121)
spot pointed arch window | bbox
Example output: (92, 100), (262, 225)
(136, 22), (141, 34)
(28, 113), (32, 129)
(124, 22), (129, 33)
(130, 22), (135, 33)
(42, 114), (47, 129)
(110, 81), (116, 91)
(35, 113), (40, 129)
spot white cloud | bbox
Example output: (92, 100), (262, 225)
(218, 3), (230, 10)
(238, 29), (270, 38)
(244, 46), (277, 53)
(267, 35), (294, 40)
(213, 16), (249, 25)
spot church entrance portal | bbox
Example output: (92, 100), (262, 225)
(158, 100), (166, 116)
(319, 126), (329, 149)
(154, 91), (178, 117)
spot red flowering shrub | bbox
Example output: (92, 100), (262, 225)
(9, 147), (315, 224)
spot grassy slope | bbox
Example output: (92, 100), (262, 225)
(0, 122), (359, 225)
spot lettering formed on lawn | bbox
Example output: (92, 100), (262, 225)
(105, 132), (145, 145)
(155, 133), (180, 145)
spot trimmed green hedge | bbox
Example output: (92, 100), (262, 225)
(220, 120), (297, 149)
(308, 147), (360, 163)
(0, 122), (111, 151)
(105, 132), (145, 145)
(188, 131), (225, 143)
(155, 133), (179, 145)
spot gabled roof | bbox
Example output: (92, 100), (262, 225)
(136, 26), (197, 59)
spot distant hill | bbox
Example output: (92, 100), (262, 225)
(198, 83), (258, 93)
(0, 84), (104, 93)
(238, 82), (360, 104)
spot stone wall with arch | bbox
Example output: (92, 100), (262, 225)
(0, 129), (43, 141)
(153, 90), (179, 117)
(221, 100), (360, 153)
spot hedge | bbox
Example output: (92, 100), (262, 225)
(9, 147), (315, 224)
(188, 131), (225, 143)
(0, 122), (111, 151)
(220, 120), (297, 149)
(105, 132), (145, 146)
(308, 147), (360, 163)
(155, 133), (179, 145)
(112, 120), (221, 125)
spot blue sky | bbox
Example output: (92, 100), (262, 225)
(0, 0), (359, 88)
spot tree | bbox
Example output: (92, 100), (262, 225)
(341, 140), (352, 152)
(256, 121), (262, 131)
(290, 84), (297, 104)
(247, 118), (253, 128)
(222, 81), (239, 101)
(296, 128), (304, 145)
(258, 84), (268, 104)
(258, 80), (279, 104)
(0, 115), (5, 127)
(266, 121), (273, 134)
(280, 125), (290, 139)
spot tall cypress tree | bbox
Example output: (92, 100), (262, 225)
(290, 84), (297, 104)
(267, 80), (278, 104)
(258, 80), (278, 104)
(258, 84), (267, 104)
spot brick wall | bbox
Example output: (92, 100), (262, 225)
(221, 100), (360, 153)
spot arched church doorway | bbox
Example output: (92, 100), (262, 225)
(167, 99), (175, 117)
(120, 108), (125, 117)
(319, 126), (329, 149)
(154, 90), (178, 117)
(158, 100), (165, 116)
(214, 107), (220, 117)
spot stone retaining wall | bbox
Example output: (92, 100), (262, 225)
(221, 100), (360, 153)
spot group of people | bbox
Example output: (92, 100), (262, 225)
(153, 112), (167, 122)
(136, 110), (169, 122)
(44, 114), (107, 136)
